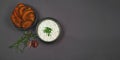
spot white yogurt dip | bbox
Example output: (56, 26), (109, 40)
(37, 18), (60, 42)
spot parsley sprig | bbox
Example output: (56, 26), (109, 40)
(43, 27), (52, 36)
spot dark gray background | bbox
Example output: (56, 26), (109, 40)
(0, 0), (120, 60)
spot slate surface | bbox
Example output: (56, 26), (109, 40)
(0, 0), (120, 60)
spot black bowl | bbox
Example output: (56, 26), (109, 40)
(11, 3), (39, 31)
(36, 17), (63, 43)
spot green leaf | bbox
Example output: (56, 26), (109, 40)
(43, 27), (52, 36)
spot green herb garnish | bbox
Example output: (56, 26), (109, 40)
(43, 27), (52, 36)
(9, 31), (37, 53)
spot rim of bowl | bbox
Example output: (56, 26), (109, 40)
(36, 17), (62, 43)
(11, 3), (38, 31)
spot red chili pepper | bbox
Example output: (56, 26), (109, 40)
(31, 40), (39, 48)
